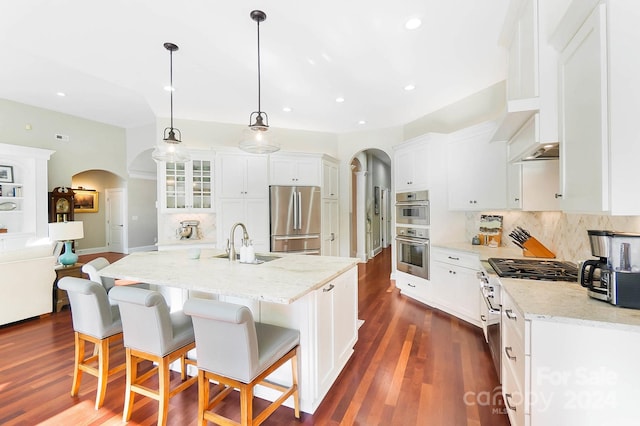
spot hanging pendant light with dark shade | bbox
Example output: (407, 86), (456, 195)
(152, 42), (191, 163)
(240, 10), (280, 154)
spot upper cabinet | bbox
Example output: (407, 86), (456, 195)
(158, 151), (214, 212)
(554, 1), (640, 214)
(270, 153), (321, 186)
(492, 0), (569, 153)
(394, 134), (444, 192)
(447, 122), (508, 211)
(0, 143), (54, 249)
(217, 153), (268, 200)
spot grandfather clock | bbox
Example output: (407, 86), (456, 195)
(49, 187), (75, 223)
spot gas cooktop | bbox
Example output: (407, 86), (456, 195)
(488, 258), (579, 282)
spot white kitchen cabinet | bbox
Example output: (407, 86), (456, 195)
(321, 198), (339, 256)
(393, 135), (436, 192)
(556, 1), (640, 215)
(216, 153), (269, 253)
(447, 122), (507, 211)
(398, 247), (480, 327)
(0, 143), (53, 247)
(430, 248), (481, 327)
(158, 153), (214, 212)
(493, 0), (567, 146)
(321, 159), (339, 199)
(508, 162), (560, 213)
(270, 153), (321, 186)
(217, 153), (267, 199)
(260, 266), (358, 413)
(501, 284), (640, 425)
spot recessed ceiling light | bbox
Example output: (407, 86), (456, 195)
(404, 84), (416, 91)
(307, 58), (316, 66)
(405, 18), (422, 30)
(358, 120), (366, 125)
(335, 97), (345, 103)
(282, 107), (292, 112)
(163, 85), (175, 92)
(56, 92), (66, 97)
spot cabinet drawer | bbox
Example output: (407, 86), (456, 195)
(502, 356), (527, 426)
(501, 289), (526, 346)
(431, 248), (479, 269)
(502, 316), (525, 390)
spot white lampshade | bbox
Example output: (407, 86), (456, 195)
(48, 221), (84, 241)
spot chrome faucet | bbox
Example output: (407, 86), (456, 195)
(226, 222), (249, 262)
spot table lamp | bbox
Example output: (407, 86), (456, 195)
(48, 221), (84, 266)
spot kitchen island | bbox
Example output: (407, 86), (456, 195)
(100, 250), (361, 414)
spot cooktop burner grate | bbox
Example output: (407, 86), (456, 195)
(488, 258), (579, 282)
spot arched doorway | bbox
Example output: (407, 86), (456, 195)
(350, 149), (392, 263)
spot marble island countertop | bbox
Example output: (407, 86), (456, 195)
(99, 249), (360, 304)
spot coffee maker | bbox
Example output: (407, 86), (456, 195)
(579, 230), (640, 309)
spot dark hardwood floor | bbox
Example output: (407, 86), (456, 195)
(0, 249), (508, 425)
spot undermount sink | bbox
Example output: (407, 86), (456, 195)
(213, 253), (281, 263)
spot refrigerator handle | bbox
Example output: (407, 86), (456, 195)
(292, 191), (298, 230)
(297, 191), (302, 230)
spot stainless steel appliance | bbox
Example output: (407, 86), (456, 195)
(478, 263), (501, 380)
(395, 190), (429, 226)
(488, 258), (579, 281)
(269, 185), (321, 254)
(395, 226), (429, 279)
(579, 230), (640, 308)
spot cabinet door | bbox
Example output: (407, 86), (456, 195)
(270, 158), (297, 185)
(508, 0), (538, 102)
(395, 144), (428, 191)
(245, 156), (268, 198)
(322, 161), (339, 199)
(322, 199), (339, 256)
(162, 162), (187, 210)
(332, 269), (357, 364)
(244, 198), (269, 253)
(522, 160), (560, 211)
(507, 163), (523, 210)
(190, 159), (213, 210)
(316, 282), (335, 393)
(295, 158), (321, 186)
(559, 4), (608, 213)
(218, 199), (244, 248)
(218, 155), (246, 198)
(447, 137), (507, 211)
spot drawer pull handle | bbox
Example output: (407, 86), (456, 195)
(505, 309), (517, 320)
(323, 284), (335, 292)
(480, 314), (487, 321)
(505, 346), (517, 361)
(408, 283), (416, 288)
(448, 256), (460, 260)
(505, 393), (517, 411)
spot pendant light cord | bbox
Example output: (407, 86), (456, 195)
(169, 48), (174, 129)
(256, 19), (262, 114)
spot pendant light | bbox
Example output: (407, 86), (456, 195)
(152, 42), (190, 163)
(239, 10), (280, 154)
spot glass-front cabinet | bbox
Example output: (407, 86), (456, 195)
(159, 154), (213, 212)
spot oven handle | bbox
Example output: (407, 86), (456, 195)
(395, 201), (429, 207)
(395, 236), (429, 245)
(481, 286), (501, 314)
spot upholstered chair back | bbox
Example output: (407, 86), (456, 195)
(82, 257), (116, 291)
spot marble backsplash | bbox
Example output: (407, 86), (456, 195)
(465, 211), (640, 263)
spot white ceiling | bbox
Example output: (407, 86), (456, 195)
(0, 0), (510, 133)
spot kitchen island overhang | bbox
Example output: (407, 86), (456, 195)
(99, 250), (361, 414)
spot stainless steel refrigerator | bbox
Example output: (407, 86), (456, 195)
(269, 185), (321, 254)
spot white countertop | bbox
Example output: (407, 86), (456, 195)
(99, 250), (360, 304)
(436, 242), (640, 332)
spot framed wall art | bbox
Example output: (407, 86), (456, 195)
(74, 189), (98, 213)
(0, 165), (14, 183)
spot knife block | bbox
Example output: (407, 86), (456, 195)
(522, 237), (556, 258)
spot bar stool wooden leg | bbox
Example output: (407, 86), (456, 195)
(71, 332), (84, 397)
(292, 347), (300, 419)
(95, 338), (110, 409)
(158, 358), (170, 426)
(123, 349), (137, 422)
(197, 370), (208, 426)
(240, 383), (253, 426)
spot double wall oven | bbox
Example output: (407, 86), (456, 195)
(395, 191), (430, 280)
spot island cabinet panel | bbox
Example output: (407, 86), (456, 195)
(259, 265), (358, 413)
